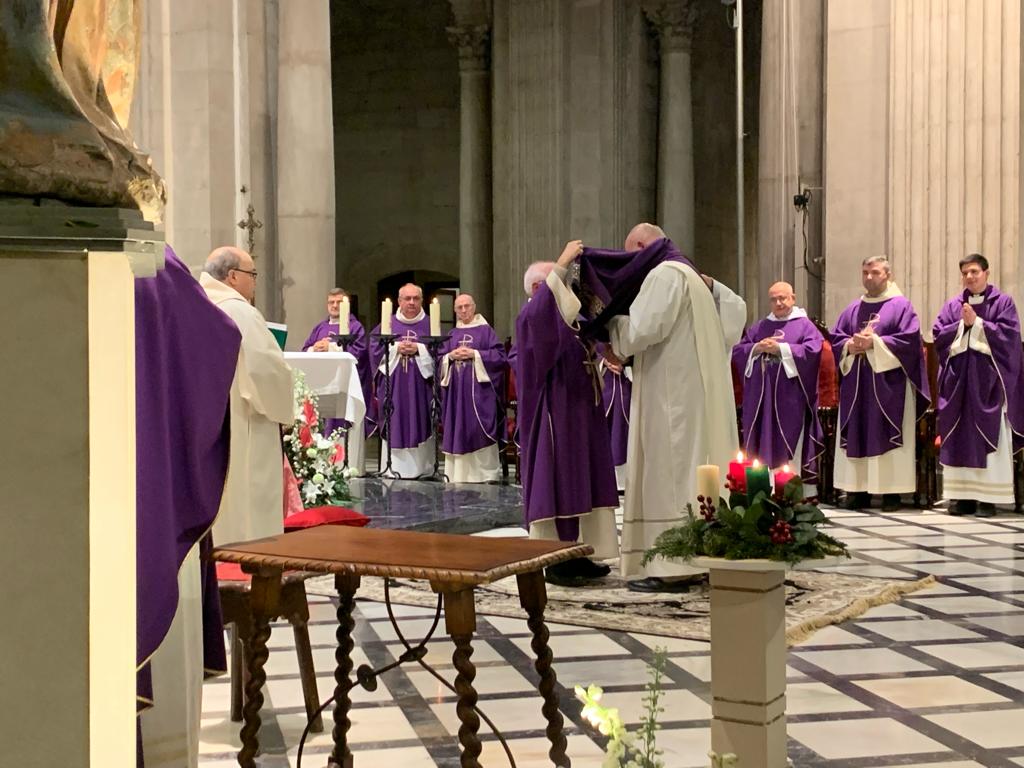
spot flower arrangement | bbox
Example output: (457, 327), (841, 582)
(642, 478), (848, 566)
(283, 370), (351, 507)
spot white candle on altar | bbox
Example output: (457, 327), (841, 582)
(338, 295), (350, 333)
(429, 297), (441, 336)
(381, 298), (393, 335)
(697, 464), (720, 504)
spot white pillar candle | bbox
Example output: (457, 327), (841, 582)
(339, 295), (350, 333)
(697, 464), (720, 504)
(429, 297), (441, 336)
(381, 298), (393, 335)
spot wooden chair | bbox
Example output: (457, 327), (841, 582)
(913, 342), (940, 508)
(219, 571), (324, 732)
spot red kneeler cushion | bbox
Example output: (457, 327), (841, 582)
(283, 505), (369, 531)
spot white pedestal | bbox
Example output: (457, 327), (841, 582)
(0, 236), (160, 767)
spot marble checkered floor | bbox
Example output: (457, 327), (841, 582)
(198, 505), (1024, 767)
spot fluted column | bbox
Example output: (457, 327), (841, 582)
(645, 0), (697, 256)
(447, 17), (494, 320)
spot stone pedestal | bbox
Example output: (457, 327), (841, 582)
(695, 557), (788, 768)
(0, 207), (162, 767)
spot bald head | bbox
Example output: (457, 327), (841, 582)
(523, 262), (556, 297)
(397, 283), (423, 319)
(624, 222), (667, 252)
(767, 281), (796, 318)
(453, 293), (477, 324)
(204, 246), (256, 302)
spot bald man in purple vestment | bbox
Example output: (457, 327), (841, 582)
(369, 283), (435, 478)
(732, 282), (824, 487)
(934, 254), (1024, 517)
(832, 256), (929, 512)
(440, 293), (506, 482)
(515, 242), (619, 585)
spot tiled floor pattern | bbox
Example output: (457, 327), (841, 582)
(199, 505), (1024, 767)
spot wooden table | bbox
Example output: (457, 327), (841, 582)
(210, 526), (592, 768)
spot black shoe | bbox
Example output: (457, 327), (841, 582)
(976, 502), (997, 518)
(881, 494), (902, 512)
(949, 499), (977, 516)
(544, 558), (609, 587)
(843, 492), (870, 511)
(626, 575), (704, 593)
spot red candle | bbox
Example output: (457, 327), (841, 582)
(773, 464), (797, 490)
(727, 451), (753, 491)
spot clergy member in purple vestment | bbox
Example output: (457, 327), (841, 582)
(933, 253), (1024, 516)
(302, 287), (372, 474)
(597, 344), (631, 490)
(515, 241), (619, 585)
(136, 245), (240, 768)
(831, 256), (929, 512)
(732, 281), (825, 488)
(440, 293), (507, 482)
(369, 283), (435, 478)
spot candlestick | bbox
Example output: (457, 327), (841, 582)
(745, 459), (772, 500)
(339, 295), (350, 332)
(697, 464), (720, 505)
(381, 298), (393, 336)
(773, 464), (797, 492)
(727, 451), (753, 492)
(429, 297), (441, 336)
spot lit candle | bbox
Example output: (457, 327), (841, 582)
(745, 459), (772, 500)
(429, 297), (441, 336)
(727, 451), (753, 491)
(381, 298), (393, 336)
(339, 295), (350, 334)
(697, 464), (720, 504)
(773, 464), (797, 491)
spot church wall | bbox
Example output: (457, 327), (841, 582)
(330, 0), (461, 329)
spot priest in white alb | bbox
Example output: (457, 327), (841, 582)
(199, 246), (296, 544)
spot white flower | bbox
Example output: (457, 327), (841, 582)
(302, 481), (320, 503)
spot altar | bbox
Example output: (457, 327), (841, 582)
(284, 351), (367, 474)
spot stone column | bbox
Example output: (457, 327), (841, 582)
(644, 1), (697, 256)
(447, 20), (494, 319)
(276, 0), (335, 348)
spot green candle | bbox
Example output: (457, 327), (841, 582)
(745, 461), (771, 500)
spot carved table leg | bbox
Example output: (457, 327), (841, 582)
(517, 570), (570, 767)
(237, 567), (282, 768)
(330, 573), (361, 768)
(441, 586), (482, 768)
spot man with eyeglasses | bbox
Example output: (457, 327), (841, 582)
(934, 254), (1024, 517)
(831, 256), (929, 512)
(200, 246), (295, 544)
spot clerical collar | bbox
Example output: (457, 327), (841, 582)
(456, 314), (488, 329)
(765, 307), (808, 322)
(862, 281), (903, 303)
(394, 309), (426, 324)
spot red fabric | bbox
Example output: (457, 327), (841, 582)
(283, 505), (369, 531)
(215, 562), (250, 582)
(282, 456), (304, 519)
(817, 340), (839, 408)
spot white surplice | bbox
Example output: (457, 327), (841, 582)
(201, 273), (295, 545)
(610, 262), (740, 579)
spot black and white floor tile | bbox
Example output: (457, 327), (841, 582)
(199, 504), (1024, 767)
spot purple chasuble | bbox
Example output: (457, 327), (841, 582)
(440, 322), (507, 455)
(732, 315), (824, 479)
(577, 237), (694, 341)
(831, 294), (929, 458)
(135, 246), (240, 711)
(302, 316), (372, 436)
(515, 283), (618, 541)
(934, 285), (1024, 467)
(595, 343), (631, 467)
(369, 314), (433, 449)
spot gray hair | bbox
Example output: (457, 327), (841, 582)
(328, 287), (347, 298)
(861, 254), (891, 273)
(523, 261), (555, 296)
(203, 247), (242, 280)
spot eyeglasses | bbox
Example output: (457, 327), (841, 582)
(231, 268), (258, 279)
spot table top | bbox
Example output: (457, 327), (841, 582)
(211, 526), (593, 585)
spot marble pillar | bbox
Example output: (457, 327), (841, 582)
(276, 0), (336, 348)
(757, 0), (824, 319)
(447, 18), (494, 320)
(644, 0), (698, 257)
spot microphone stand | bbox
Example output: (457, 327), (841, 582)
(417, 336), (449, 482)
(329, 332), (356, 470)
(368, 333), (400, 479)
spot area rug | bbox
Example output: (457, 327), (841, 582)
(306, 565), (936, 647)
